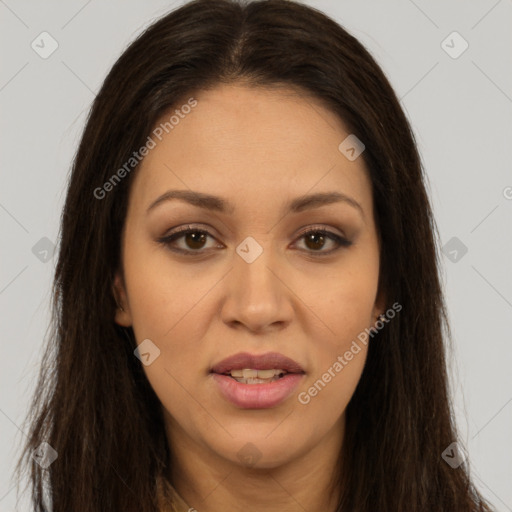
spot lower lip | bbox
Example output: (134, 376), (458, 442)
(212, 373), (304, 409)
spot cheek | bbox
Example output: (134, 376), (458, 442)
(298, 254), (378, 411)
(308, 254), (380, 353)
(123, 236), (210, 343)
(298, 344), (368, 422)
(296, 280), (374, 427)
(120, 238), (207, 407)
(122, 246), (210, 427)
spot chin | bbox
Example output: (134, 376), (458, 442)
(206, 425), (308, 469)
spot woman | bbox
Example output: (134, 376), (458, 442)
(15, 0), (495, 510)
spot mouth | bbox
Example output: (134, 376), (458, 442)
(219, 368), (290, 384)
(210, 352), (305, 408)
(210, 351), (305, 375)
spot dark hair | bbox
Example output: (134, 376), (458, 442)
(15, 0), (494, 510)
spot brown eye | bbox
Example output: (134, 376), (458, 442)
(157, 225), (221, 255)
(295, 228), (352, 255)
(304, 231), (327, 251)
(182, 231), (208, 250)
(157, 225), (352, 257)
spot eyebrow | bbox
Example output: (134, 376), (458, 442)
(147, 189), (364, 218)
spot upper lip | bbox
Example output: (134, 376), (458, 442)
(211, 352), (305, 374)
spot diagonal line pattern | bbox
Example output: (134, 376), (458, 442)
(264, 408), (295, 439)
(195, 469), (233, 504)
(0, 266), (29, 295)
(108, 462), (139, 499)
(163, 367), (234, 438)
(0, 202), (29, 233)
(0, 0), (29, 28)
(472, 60), (512, 104)
(471, 265), (512, 309)
(471, 396), (512, 440)
(61, 61), (96, 96)
(0, 407), (29, 440)
(400, 62), (439, 102)
(67, 104), (90, 133)
(162, 267), (233, 338)
(470, 205), (499, 233)
(61, 0), (92, 29)
(408, 0), (439, 28)
(471, 0), (502, 30)
(0, 62), (29, 92)
(265, 265), (337, 336)
(268, 473), (308, 511)
(473, 473), (512, 511)
(0, 483), (17, 504)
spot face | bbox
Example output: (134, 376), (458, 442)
(114, 83), (385, 471)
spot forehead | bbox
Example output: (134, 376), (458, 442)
(128, 83), (373, 219)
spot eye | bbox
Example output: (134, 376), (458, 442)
(157, 225), (222, 254)
(293, 226), (352, 255)
(157, 224), (352, 256)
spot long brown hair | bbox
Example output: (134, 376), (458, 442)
(15, 0), (494, 510)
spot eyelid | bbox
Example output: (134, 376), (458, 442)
(157, 224), (223, 253)
(157, 223), (352, 256)
(296, 224), (347, 240)
(293, 225), (352, 254)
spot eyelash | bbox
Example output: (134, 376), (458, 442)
(157, 224), (353, 257)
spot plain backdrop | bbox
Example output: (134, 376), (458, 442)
(1, 1), (511, 510)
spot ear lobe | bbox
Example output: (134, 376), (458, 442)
(112, 271), (132, 327)
(372, 285), (387, 323)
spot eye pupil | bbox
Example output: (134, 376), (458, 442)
(161, 227), (348, 256)
(305, 232), (325, 251)
(185, 231), (207, 249)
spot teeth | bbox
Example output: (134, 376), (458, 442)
(255, 369), (280, 379)
(234, 377), (281, 384)
(228, 368), (285, 378)
(226, 368), (287, 383)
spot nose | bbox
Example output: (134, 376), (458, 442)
(219, 237), (294, 334)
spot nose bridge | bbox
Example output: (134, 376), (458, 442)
(221, 234), (292, 330)
(235, 234), (279, 301)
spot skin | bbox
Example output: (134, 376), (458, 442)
(114, 83), (386, 512)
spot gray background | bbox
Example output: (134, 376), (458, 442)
(1, 0), (511, 510)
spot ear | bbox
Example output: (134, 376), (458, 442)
(112, 271), (132, 327)
(371, 283), (387, 323)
